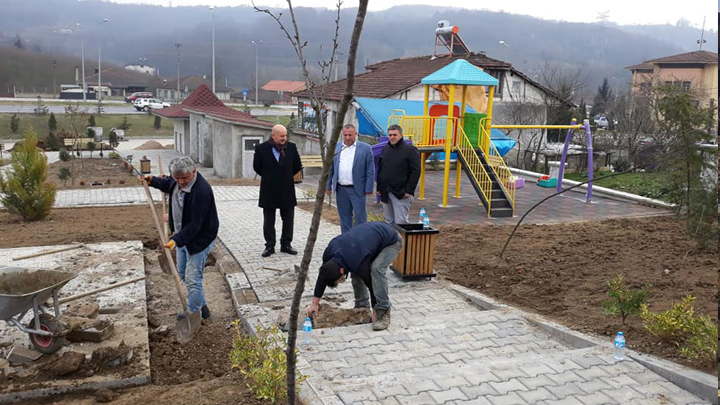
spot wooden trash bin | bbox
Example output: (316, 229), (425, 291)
(391, 223), (439, 279)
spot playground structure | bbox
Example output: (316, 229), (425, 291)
(387, 59), (594, 218)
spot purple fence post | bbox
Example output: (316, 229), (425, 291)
(555, 118), (577, 193)
(584, 119), (593, 203)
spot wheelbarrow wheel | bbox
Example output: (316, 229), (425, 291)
(27, 314), (66, 354)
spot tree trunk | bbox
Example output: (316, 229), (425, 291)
(285, 2), (369, 403)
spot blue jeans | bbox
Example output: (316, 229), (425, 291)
(336, 186), (368, 234)
(351, 232), (402, 311)
(176, 239), (215, 314)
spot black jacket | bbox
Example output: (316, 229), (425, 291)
(313, 222), (400, 306)
(149, 172), (219, 255)
(376, 138), (421, 203)
(253, 140), (302, 209)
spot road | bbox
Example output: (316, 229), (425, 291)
(0, 104), (295, 116)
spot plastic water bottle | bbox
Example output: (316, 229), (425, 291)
(419, 208), (426, 224)
(613, 332), (625, 360)
(423, 213), (430, 229)
(302, 317), (312, 344)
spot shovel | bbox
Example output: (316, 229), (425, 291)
(140, 176), (201, 344)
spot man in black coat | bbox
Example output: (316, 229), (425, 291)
(143, 156), (219, 320)
(377, 124), (421, 224)
(253, 124), (303, 257)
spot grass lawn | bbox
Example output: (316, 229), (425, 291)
(565, 170), (671, 201)
(257, 115), (292, 127)
(0, 113), (173, 139)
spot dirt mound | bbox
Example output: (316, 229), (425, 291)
(0, 270), (74, 295)
(39, 352), (85, 376)
(134, 141), (166, 150)
(90, 343), (133, 369)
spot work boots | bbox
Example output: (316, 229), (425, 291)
(372, 308), (391, 331)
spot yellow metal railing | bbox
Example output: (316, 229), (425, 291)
(478, 119), (516, 212)
(456, 126), (495, 217)
(395, 115), (458, 148)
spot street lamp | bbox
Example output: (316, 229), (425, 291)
(498, 40), (509, 62)
(97, 18), (109, 105)
(175, 43), (182, 102)
(76, 23), (86, 102)
(210, 6), (216, 94)
(252, 40), (263, 106)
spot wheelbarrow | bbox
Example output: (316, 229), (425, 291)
(0, 266), (76, 354)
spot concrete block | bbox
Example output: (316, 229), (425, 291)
(600, 374), (640, 389)
(458, 383), (499, 399)
(517, 387), (555, 403)
(486, 391), (526, 405)
(517, 375), (555, 391)
(546, 382), (585, 398)
(575, 392), (616, 405)
(574, 378), (613, 394)
(371, 385), (409, 400)
(490, 367), (528, 381)
(395, 392), (437, 405)
(547, 370), (584, 385)
(599, 386), (646, 402)
(433, 376), (469, 390)
(489, 379), (529, 395)
(427, 387), (467, 403)
(337, 389), (377, 404)
(403, 381), (441, 395)
(6, 345), (42, 364)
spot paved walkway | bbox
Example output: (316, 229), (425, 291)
(12, 184), (710, 404)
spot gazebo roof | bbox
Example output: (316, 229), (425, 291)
(421, 59), (499, 86)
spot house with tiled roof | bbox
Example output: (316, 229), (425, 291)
(83, 67), (159, 97)
(261, 80), (306, 104)
(625, 50), (718, 103)
(153, 84), (319, 178)
(156, 75), (234, 102)
(294, 52), (564, 141)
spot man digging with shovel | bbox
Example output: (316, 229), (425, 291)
(141, 157), (219, 326)
(307, 222), (402, 331)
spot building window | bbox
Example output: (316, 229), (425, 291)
(682, 81), (691, 91)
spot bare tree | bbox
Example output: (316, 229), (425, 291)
(536, 60), (587, 142)
(497, 101), (546, 170)
(253, 0), (369, 403)
(609, 89), (655, 167)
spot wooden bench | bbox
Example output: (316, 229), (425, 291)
(63, 138), (96, 148)
(302, 155), (324, 168)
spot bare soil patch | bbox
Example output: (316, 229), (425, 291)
(207, 178), (261, 187)
(434, 215), (718, 374)
(134, 140), (168, 150)
(297, 201), (341, 226)
(1, 205), (267, 404)
(46, 158), (136, 190)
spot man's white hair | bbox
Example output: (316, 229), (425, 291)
(168, 156), (196, 176)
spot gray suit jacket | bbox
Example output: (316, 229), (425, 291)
(326, 141), (374, 196)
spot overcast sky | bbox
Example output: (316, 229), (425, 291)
(101, 0), (718, 31)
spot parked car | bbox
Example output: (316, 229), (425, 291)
(133, 98), (170, 111)
(125, 92), (153, 103)
(594, 115), (610, 129)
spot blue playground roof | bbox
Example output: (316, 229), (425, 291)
(420, 59), (499, 86)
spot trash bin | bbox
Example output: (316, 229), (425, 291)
(391, 223), (439, 279)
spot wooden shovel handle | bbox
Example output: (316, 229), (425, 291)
(141, 178), (190, 313)
(158, 156), (170, 241)
(12, 244), (83, 261)
(58, 276), (146, 304)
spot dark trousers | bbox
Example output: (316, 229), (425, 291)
(263, 207), (294, 248)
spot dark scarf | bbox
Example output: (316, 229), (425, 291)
(268, 137), (287, 166)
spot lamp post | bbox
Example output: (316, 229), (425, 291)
(175, 43), (182, 102)
(498, 40), (509, 62)
(210, 6), (216, 94)
(76, 23), (86, 102)
(97, 18), (109, 105)
(252, 40), (263, 106)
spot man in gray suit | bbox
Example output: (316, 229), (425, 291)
(326, 124), (375, 233)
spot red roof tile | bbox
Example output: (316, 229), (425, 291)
(154, 84), (271, 128)
(262, 80), (306, 92)
(295, 52), (511, 101)
(625, 62), (654, 71)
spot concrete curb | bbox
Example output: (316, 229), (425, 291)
(510, 167), (677, 210)
(448, 282), (718, 404)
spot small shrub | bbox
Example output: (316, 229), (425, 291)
(153, 115), (161, 130)
(58, 167), (71, 186)
(79, 180), (85, 186)
(86, 127), (96, 139)
(117, 115), (131, 130)
(229, 321), (306, 403)
(612, 158), (630, 172)
(10, 114), (20, 133)
(108, 130), (119, 148)
(119, 179), (125, 184)
(240, 103), (252, 114)
(47, 133), (59, 151)
(601, 274), (651, 325)
(88, 114), (96, 127)
(87, 142), (96, 158)
(106, 179), (112, 184)
(59, 148), (71, 162)
(367, 211), (385, 222)
(302, 188), (315, 202)
(0, 130), (56, 221)
(641, 295), (718, 364)
(48, 112), (58, 133)
(108, 152), (121, 159)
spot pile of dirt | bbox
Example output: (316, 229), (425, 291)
(435, 215), (718, 373)
(296, 201), (341, 225)
(47, 158), (136, 190)
(0, 270), (74, 295)
(207, 178), (261, 187)
(134, 141), (166, 150)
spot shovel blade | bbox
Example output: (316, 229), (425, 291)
(175, 310), (201, 344)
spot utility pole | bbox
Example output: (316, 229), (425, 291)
(210, 6), (216, 94)
(252, 40), (263, 106)
(175, 43), (182, 102)
(52, 60), (57, 99)
(697, 16), (706, 50)
(98, 18), (109, 107)
(77, 23), (86, 102)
